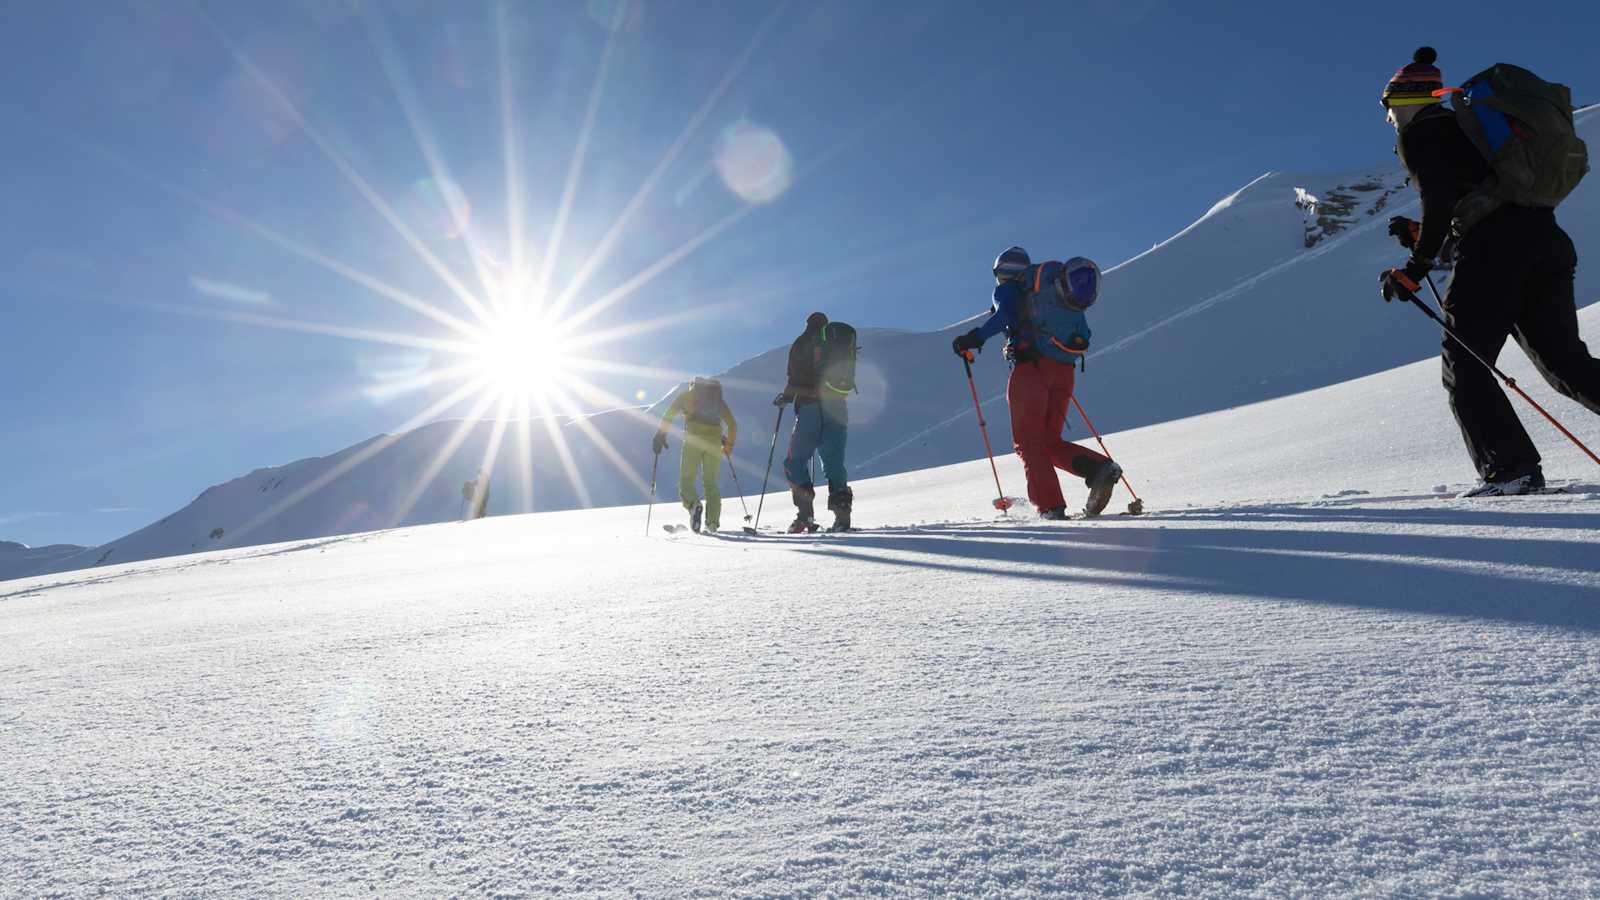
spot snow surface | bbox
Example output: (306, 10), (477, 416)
(11, 108), (1599, 581)
(5, 306), (1600, 896)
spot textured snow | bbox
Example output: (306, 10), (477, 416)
(4, 304), (1599, 895)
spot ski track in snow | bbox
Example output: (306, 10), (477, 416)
(6, 111), (1600, 896)
(1090, 193), (1419, 360)
(857, 185), (1423, 475)
(4, 483), (1600, 896)
(6, 315), (1600, 897)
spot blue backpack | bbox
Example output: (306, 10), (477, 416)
(1017, 257), (1101, 365)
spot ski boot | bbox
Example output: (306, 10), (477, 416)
(1461, 468), (1545, 497)
(788, 485), (819, 533)
(1040, 506), (1069, 521)
(689, 501), (703, 533)
(1083, 460), (1123, 518)
(826, 487), (853, 532)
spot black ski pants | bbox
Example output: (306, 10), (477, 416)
(1441, 207), (1600, 481)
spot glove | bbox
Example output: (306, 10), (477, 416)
(1380, 256), (1432, 302)
(772, 392), (791, 407)
(1379, 266), (1422, 303)
(721, 436), (733, 454)
(651, 431), (668, 454)
(1387, 216), (1421, 251)
(951, 329), (983, 357)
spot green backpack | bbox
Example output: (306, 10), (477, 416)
(1446, 63), (1590, 233)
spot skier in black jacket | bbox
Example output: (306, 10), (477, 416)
(1380, 47), (1600, 495)
(773, 311), (851, 532)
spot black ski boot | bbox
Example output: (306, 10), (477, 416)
(1040, 506), (1069, 521)
(1083, 460), (1123, 518)
(1461, 468), (1545, 497)
(826, 486), (853, 532)
(689, 501), (703, 533)
(788, 485), (818, 533)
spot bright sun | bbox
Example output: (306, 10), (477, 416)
(467, 310), (576, 402)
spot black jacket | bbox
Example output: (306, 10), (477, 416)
(783, 329), (822, 405)
(1396, 105), (1491, 262)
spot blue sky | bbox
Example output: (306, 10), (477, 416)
(4, 0), (1597, 548)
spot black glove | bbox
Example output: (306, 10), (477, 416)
(1380, 257), (1433, 303)
(772, 392), (791, 407)
(1387, 216), (1421, 251)
(952, 329), (983, 357)
(1379, 267), (1421, 303)
(651, 431), (668, 454)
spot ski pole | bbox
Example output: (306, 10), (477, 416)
(961, 351), (1013, 512)
(751, 404), (786, 532)
(645, 449), (661, 536)
(724, 448), (752, 522)
(1070, 395), (1145, 515)
(1415, 275), (1600, 468)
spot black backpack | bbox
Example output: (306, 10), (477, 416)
(1446, 63), (1589, 233)
(815, 322), (859, 395)
(686, 377), (723, 425)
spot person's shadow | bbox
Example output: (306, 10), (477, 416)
(778, 498), (1600, 631)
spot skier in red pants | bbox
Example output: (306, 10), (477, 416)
(953, 247), (1122, 518)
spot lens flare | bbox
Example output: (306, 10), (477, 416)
(845, 359), (889, 426)
(714, 121), (793, 204)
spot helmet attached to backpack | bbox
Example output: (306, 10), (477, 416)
(1011, 259), (1096, 366)
(1057, 257), (1102, 311)
(993, 246), (1031, 284)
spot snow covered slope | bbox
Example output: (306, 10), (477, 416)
(14, 108), (1599, 580)
(5, 308), (1599, 896)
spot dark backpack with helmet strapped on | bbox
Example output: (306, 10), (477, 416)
(1444, 63), (1589, 234)
(685, 377), (724, 425)
(814, 322), (858, 395)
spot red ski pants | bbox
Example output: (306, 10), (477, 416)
(1007, 356), (1109, 512)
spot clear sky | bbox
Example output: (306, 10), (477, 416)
(4, 0), (1597, 548)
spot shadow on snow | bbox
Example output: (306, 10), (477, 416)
(784, 503), (1600, 631)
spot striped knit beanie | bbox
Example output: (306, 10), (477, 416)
(1381, 47), (1443, 108)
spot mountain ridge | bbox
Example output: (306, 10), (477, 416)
(6, 107), (1596, 582)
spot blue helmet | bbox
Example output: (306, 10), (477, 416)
(1059, 257), (1102, 310)
(993, 246), (1030, 284)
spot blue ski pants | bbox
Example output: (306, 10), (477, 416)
(782, 397), (848, 491)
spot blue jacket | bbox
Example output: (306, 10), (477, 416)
(972, 276), (1091, 364)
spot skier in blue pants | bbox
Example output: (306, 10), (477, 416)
(774, 312), (852, 532)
